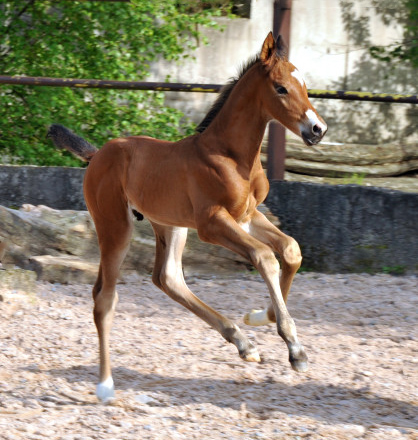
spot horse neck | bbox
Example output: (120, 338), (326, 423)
(201, 64), (270, 167)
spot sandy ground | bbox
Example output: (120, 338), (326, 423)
(0, 271), (417, 439)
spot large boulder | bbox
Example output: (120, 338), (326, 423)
(1, 204), (273, 283)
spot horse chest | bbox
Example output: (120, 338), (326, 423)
(220, 175), (268, 223)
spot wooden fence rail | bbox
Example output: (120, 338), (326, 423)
(1, 75), (417, 104)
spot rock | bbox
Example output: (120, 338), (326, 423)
(134, 394), (157, 405)
(29, 255), (99, 284)
(285, 140), (418, 177)
(0, 268), (37, 292)
(0, 204), (254, 283)
(0, 205), (99, 268)
(0, 236), (7, 263)
(340, 424), (366, 436)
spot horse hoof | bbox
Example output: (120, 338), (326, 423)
(243, 309), (271, 326)
(290, 359), (309, 373)
(240, 347), (261, 363)
(96, 376), (115, 402)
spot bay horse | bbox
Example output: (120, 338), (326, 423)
(48, 32), (327, 402)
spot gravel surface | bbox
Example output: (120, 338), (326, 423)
(0, 271), (417, 439)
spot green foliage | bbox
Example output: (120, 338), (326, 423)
(369, 0), (418, 67)
(343, 173), (366, 185)
(340, 0), (418, 68)
(382, 265), (407, 275)
(0, 1), (223, 166)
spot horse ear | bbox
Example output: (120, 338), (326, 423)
(260, 32), (276, 68)
(276, 35), (288, 58)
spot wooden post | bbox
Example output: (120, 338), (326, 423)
(267, 0), (292, 181)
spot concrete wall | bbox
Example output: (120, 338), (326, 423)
(291, 0), (417, 145)
(267, 181), (418, 273)
(0, 165), (86, 210)
(149, 0), (274, 124)
(149, 0), (417, 145)
(1, 165), (416, 273)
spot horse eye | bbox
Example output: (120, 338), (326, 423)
(275, 84), (288, 95)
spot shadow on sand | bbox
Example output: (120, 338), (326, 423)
(47, 364), (416, 429)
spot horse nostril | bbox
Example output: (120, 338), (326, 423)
(312, 124), (322, 135)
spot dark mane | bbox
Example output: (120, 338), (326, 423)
(196, 56), (261, 133)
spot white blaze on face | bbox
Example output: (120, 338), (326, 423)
(291, 68), (305, 88)
(305, 109), (327, 133)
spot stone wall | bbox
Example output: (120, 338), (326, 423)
(267, 181), (418, 273)
(0, 165), (86, 210)
(1, 166), (417, 273)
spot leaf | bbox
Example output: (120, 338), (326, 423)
(0, 0), (228, 166)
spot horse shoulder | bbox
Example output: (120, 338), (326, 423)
(250, 161), (270, 206)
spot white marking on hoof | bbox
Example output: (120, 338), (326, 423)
(242, 347), (261, 363)
(289, 343), (309, 373)
(244, 309), (272, 326)
(96, 376), (115, 402)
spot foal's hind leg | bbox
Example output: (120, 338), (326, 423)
(91, 210), (132, 401)
(197, 209), (307, 372)
(244, 210), (302, 326)
(151, 222), (260, 362)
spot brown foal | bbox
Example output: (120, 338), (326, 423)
(48, 32), (327, 401)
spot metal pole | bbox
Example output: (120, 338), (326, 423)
(0, 76), (222, 93)
(267, 0), (292, 181)
(1, 76), (416, 102)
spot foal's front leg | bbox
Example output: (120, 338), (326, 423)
(150, 222), (260, 363)
(197, 209), (308, 373)
(244, 210), (302, 326)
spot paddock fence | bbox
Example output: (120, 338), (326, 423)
(1, 75), (417, 104)
(2, 74), (417, 179)
(1, 75), (417, 272)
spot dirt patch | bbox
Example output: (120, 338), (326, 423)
(0, 272), (416, 439)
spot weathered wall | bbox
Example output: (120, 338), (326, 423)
(149, 0), (273, 124)
(0, 165), (86, 210)
(267, 181), (418, 273)
(1, 166), (417, 273)
(149, 0), (417, 146)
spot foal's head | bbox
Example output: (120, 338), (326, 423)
(259, 32), (327, 146)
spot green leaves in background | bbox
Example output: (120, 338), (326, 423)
(0, 1), (224, 166)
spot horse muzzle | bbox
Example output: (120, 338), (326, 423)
(300, 110), (327, 146)
(301, 126), (327, 145)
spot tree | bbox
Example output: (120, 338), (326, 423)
(0, 1), (225, 166)
(368, 0), (418, 68)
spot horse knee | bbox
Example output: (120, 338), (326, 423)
(250, 246), (280, 275)
(283, 237), (302, 269)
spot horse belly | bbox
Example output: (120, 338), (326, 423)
(126, 166), (196, 228)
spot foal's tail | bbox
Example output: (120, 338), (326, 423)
(47, 124), (98, 162)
